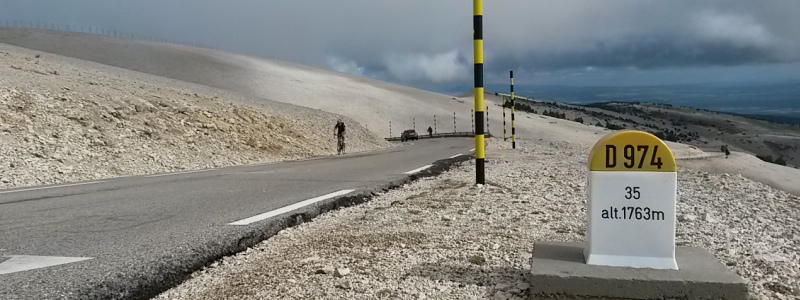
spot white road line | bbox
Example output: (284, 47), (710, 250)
(228, 189), (355, 226)
(469, 148), (475, 152)
(0, 181), (101, 195)
(0, 255), (93, 275)
(404, 165), (433, 175)
(448, 154), (463, 159)
(145, 169), (210, 178)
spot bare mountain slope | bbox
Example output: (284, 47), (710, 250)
(0, 43), (388, 189)
(0, 28), (473, 137)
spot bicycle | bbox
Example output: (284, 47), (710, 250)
(336, 134), (346, 155)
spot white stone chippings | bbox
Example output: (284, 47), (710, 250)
(154, 139), (799, 300)
(0, 45), (392, 190)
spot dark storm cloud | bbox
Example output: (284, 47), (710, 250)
(490, 36), (784, 72)
(320, 1), (800, 84)
(3, 0), (799, 85)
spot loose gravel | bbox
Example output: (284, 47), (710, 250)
(155, 139), (800, 300)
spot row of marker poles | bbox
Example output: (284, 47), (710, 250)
(474, 0), (486, 184)
(471, 109), (474, 134)
(511, 70), (516, 149)
(391, 112), (470, 137)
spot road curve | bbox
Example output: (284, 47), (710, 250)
(0, 138), (474, 300)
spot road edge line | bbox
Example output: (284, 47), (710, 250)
(228, 189), (355, 225)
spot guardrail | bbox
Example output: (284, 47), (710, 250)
(385, 132), (493, 142)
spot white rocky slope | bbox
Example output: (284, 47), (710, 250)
(0, 28), (478, 138)
(0, 43), (390, 189)
(155, 139), (800, 300)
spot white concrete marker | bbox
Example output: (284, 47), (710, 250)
(229, 189), (355, 225)
(404, 165), (432, 175)
(0, 181), (101, 195)
(0, 255), (93, 275)
(585, 130), (678, 270)
(448, 154), (463, 159)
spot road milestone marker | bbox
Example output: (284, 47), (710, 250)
(586, 130), (677, 269)
(527, 130), (748, 299)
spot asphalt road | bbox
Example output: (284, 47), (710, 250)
(0, 138), (474, 300)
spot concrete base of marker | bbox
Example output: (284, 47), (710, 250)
(528, 241), (748, 300)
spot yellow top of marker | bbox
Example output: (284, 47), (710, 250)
(589, 130), (676, 172)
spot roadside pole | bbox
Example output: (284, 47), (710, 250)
(503, 96), (507, 141)
(511, 70), (516, 149)
(474, 0), (485, 184)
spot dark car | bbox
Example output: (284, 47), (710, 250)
(400, 129), (418, 142)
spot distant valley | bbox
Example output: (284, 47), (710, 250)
(450, 82), (800, 121)
(502, 82), (800, 119)
(493, 94), (800, 168)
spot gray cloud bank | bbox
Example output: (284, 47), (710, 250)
(325, 1), (800, 85)
(4, 0), (800, 86)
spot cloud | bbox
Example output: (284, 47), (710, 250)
(327, 56), (365, 76)
(381, 50), (470, 83)
(693, 12), (772, 48)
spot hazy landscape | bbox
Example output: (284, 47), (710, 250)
(485, 82), (800, 121)
(495, 95), (800, 168)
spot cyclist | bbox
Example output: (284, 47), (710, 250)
(334, 119), (346, 154)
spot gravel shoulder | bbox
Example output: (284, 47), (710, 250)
(155, 138), (800, 300)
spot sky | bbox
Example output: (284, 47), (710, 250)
(3, 0), (800, 91)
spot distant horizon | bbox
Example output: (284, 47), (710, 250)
(424, 80), (800, 120)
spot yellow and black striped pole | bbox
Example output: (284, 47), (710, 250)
(503, 96), (507, 141)
(511, 70), (516, 149)
(474, 0), (485, 184)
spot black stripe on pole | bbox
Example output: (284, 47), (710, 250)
(474, 64), (483, 88)
(475, 111), (485, 135)
(473, 16), (482, 40)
